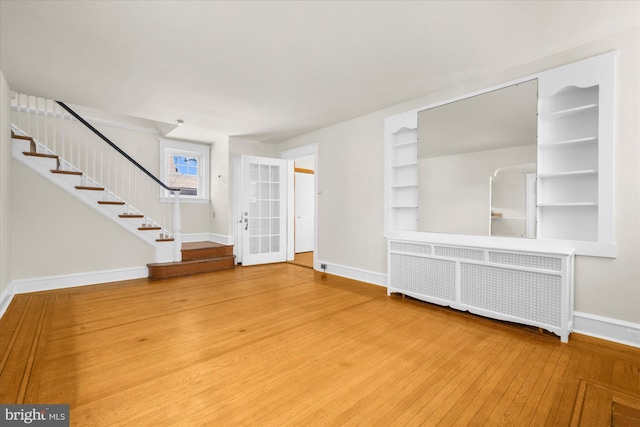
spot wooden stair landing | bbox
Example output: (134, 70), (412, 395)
(147, 241), (235, 279)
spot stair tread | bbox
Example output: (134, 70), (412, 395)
(156, 238), (175, 242)
(98, 201), (126, 205)
(13, 135), (34, 141)
(75, 185), (105, 191)
(138, 226), (161, 230)
(119, 214), (144, 218)
(51, 169), (83, 176)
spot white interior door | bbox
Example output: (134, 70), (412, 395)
(241, 155), (288, 266)
(295, 171), (315, 253)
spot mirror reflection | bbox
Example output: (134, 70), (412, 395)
(417, 79), (538, 237)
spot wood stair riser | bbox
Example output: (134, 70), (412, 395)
(147, 256), (235, 279)
(182, 246), (234, 261)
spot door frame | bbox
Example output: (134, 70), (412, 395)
(232, 143), (318, 267)
(294, 167), (315, 253)
(281, 143), (318, 265)
(239, 155), (288, 266)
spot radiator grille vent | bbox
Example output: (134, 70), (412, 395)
(488, 251), (561, 271)
(390, 254), (456, 301)
(460, 263), (562, 327)
(435, 246), (484, 261)
(390, 242), (431, 254)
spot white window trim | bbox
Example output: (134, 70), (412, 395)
(160, 138), (210, 203)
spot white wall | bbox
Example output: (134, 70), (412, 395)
(276, 114), (387, 274)
(84, 114), (213, 235)
(214, 136), (279, 240)
(0, 70), (11, 306)
(210, 137), (230, 238)
(275, 27), (640, 325)
(10, 161), (155, 280)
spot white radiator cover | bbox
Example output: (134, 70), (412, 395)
(388, 239), (574, 342)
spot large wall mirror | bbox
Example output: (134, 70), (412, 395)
(417, 79), (538, 238)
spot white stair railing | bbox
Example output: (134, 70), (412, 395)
(10, 92), (182, 261)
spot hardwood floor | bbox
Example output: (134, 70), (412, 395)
(1, 263), (639, 426)
(289, 251), (313, 268)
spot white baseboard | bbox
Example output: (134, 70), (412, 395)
(0, 282), (15, 318)
(10, 266), (149, 296)
(314, 259), (387, 287)
(573, 311), (640, 348)
(182, 233), (232, 245)
(0, 266), (149, 319)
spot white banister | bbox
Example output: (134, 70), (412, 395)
(173, 190), (182, 261)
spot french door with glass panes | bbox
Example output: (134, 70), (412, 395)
(241, 155), (287, 266)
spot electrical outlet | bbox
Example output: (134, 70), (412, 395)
(627, 329), (640, 342)
(320, 263), (327, 270)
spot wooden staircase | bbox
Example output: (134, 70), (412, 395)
(12, 130), (175, 243)
(12, 131), (234, 278)
(147, 241), (235, 279)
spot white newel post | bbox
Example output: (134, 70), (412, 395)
(172, 190), (182, 262)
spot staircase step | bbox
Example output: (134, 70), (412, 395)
(51, 169), (83, 176)
(119, 214), (144, 218)
(23, 151), (60, 168)
(182, 241), (234, 261)
(75, 185), (105, 191)
(23, 151), (58, 159)
(98, 200), (126, 205)
(138, 226), (161, 231)
(156, 237), (175, 242)
(147, 256), (235, 279)
(13, 134), (36, 152)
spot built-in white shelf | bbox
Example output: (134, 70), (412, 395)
(538, 202), (598, 207)
(539, 136), (597, 147)
(539, 103), (598, 119)
(386, 126), (418, 233)
(391, 162), (417, 169)
(392, 140), (418, 148)
(538, 170), (598, 178)
(391, 184), (419, 189)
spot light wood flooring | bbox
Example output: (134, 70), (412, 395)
(289, 251), (314, 268)
(1, 263), (639, 426)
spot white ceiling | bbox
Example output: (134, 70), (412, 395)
(1, 1), (638, 144)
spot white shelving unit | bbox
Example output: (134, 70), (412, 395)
(384, 52), (616, 256)
(386, 127), (418, 232)
(536, 51), (615, 249)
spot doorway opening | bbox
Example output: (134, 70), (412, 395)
(282, 144), (318, 270)
(232, 143), (317, 269)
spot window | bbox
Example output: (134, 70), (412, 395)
(160, 139), (210, 202)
